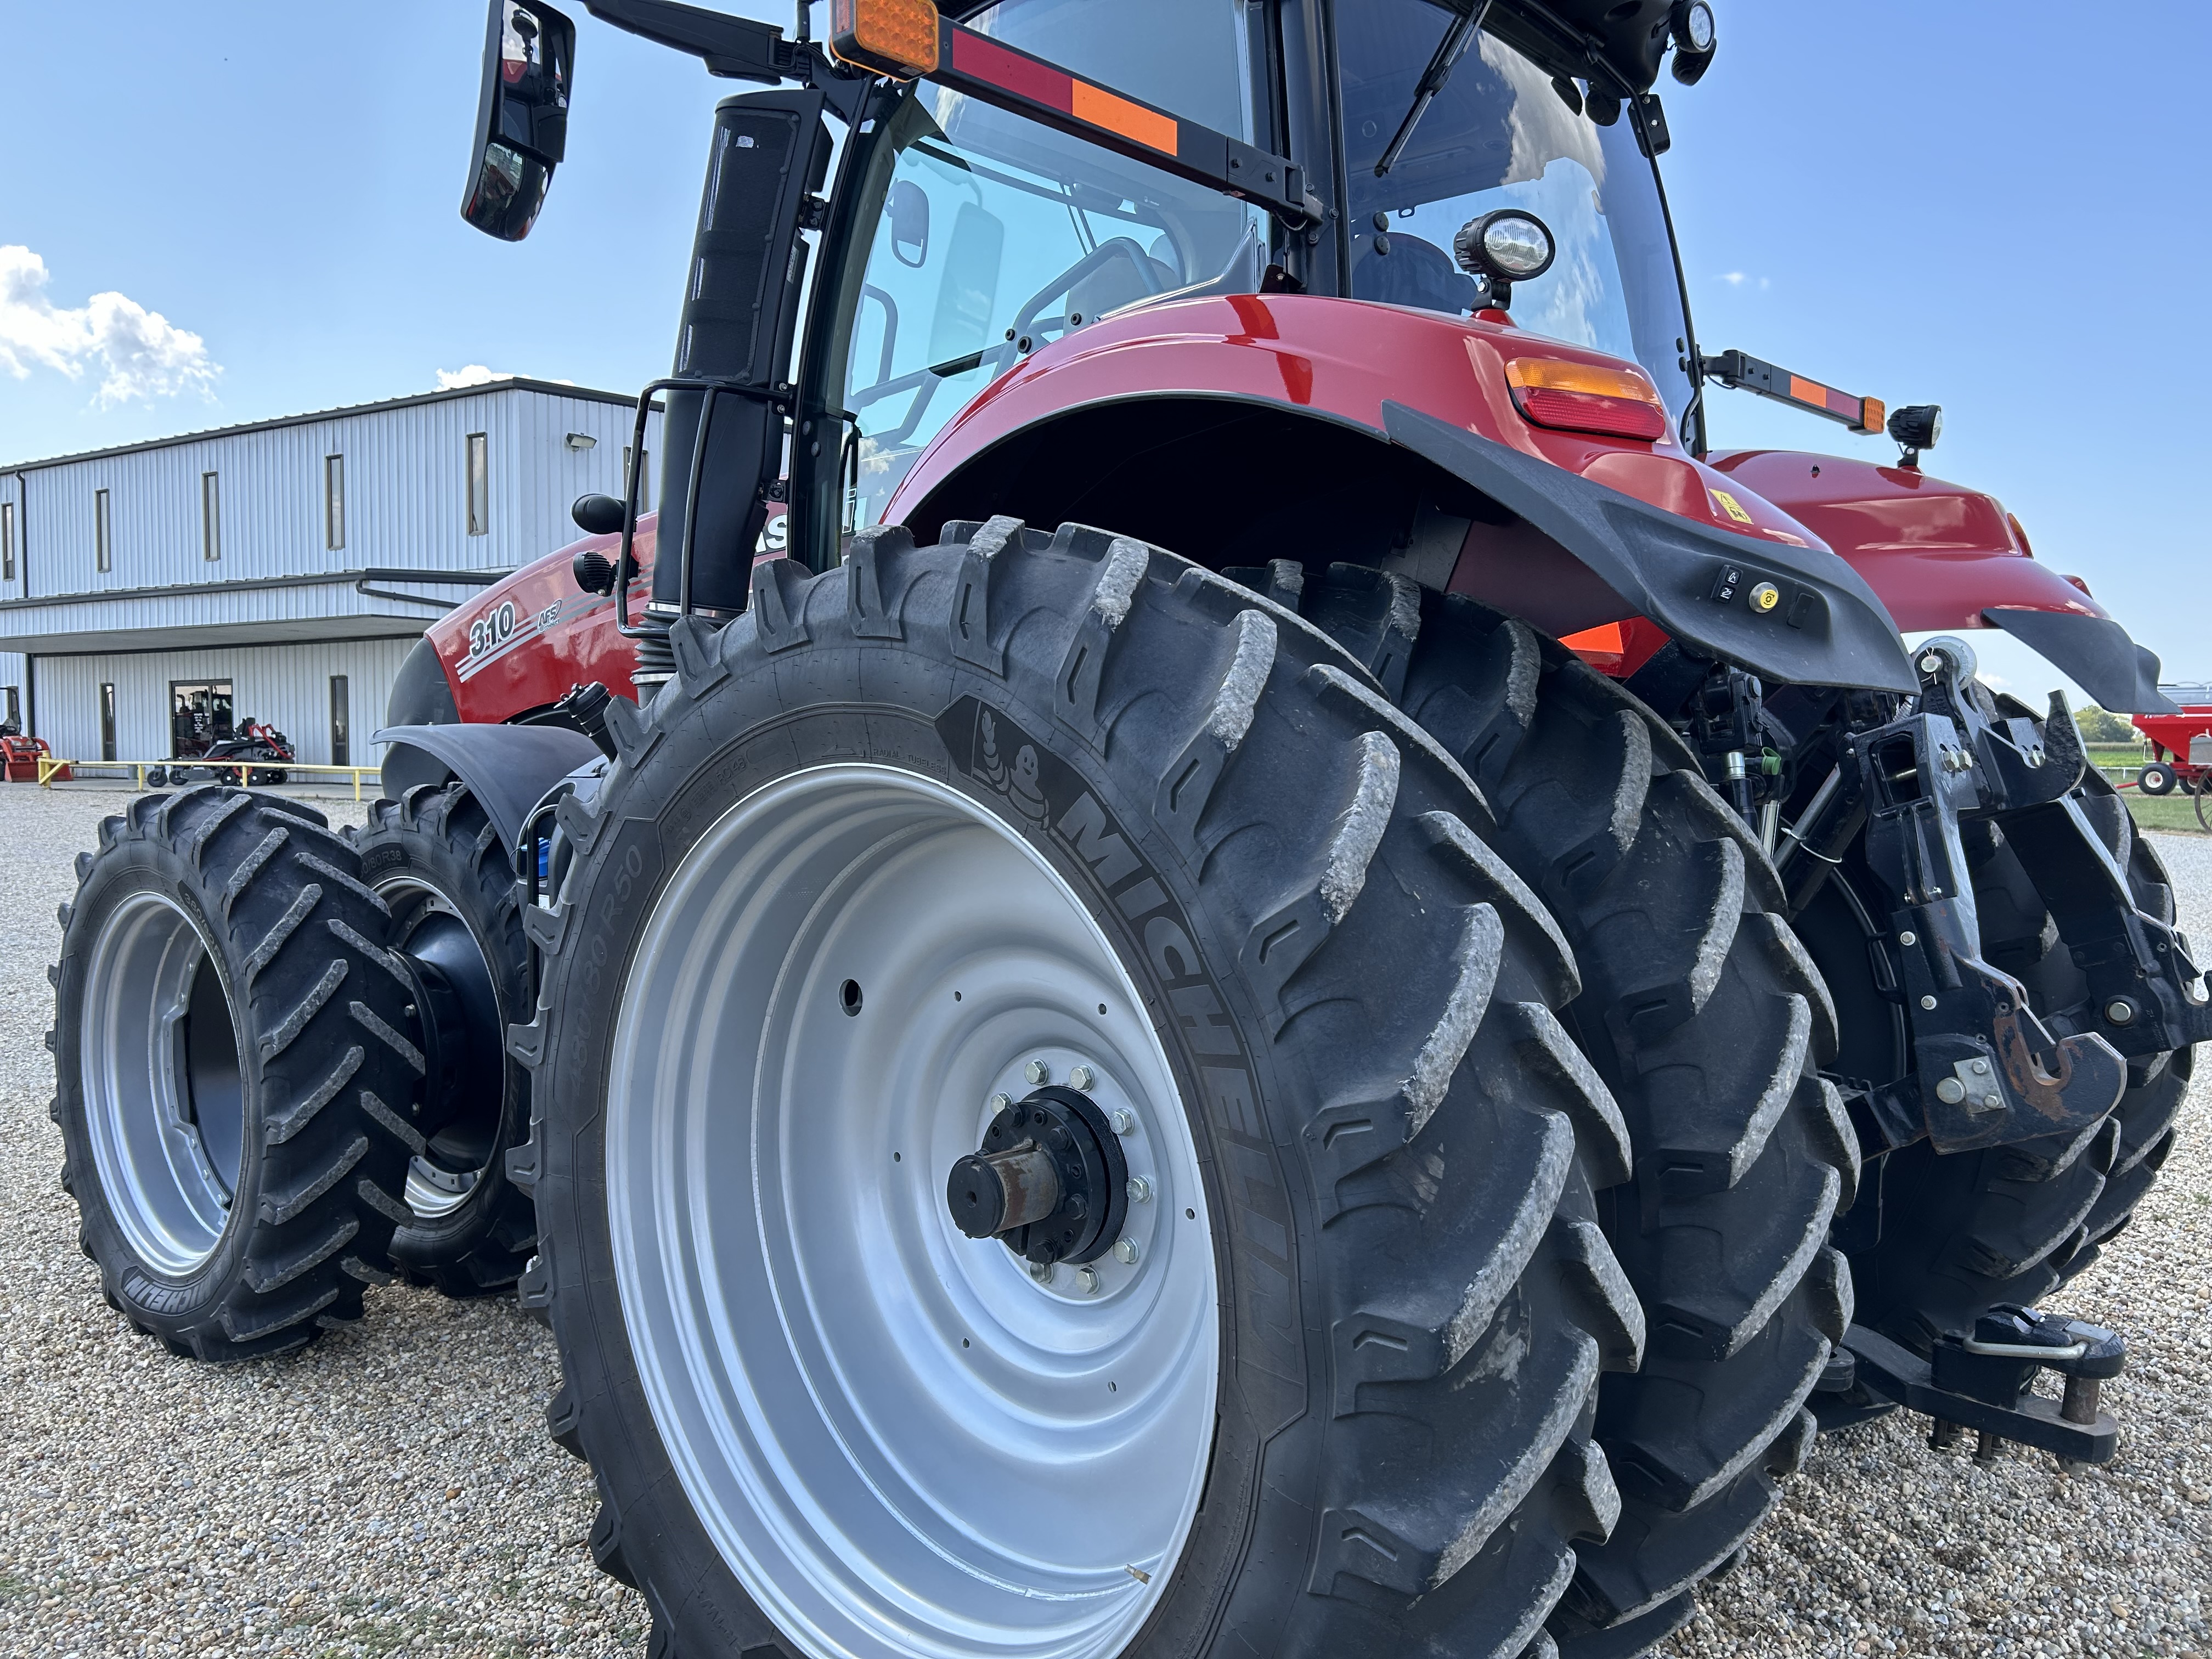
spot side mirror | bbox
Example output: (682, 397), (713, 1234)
(461, 0), (577, 242)
(888, 179), (931, 268)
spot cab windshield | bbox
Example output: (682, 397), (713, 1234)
(842, 0), (1262, 526)
(1339, 0), (1698, 431)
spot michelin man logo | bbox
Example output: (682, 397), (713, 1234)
(975, 708), (1048, 824)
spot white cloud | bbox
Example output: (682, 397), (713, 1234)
(0, 245), (219, 407)
(1717, 271), (1771, 291)
(436, 364), (577, 390)
(436, 364), (512, 389)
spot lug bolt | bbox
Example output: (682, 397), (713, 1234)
(1074, 1266), (1101, 1295)
(2105, 1000), (2136, 1025)
(1069, 1064), (1096, 1092)
(988, 1092), (1012, 1112)
(1936, 1078), (1966, 1105)
(1025, 1059), (1051, 1084)
(1126, 1175), (1153, 1204)
(1110, 1108), (1136, 1135)
(1113, 1237), (1139, 1265)
(1029, 1260), (1057, 1285)
(1920, 995), (1939, 1011)
(1899, 930), (1917, 947)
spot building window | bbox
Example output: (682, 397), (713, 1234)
(1, 500), (13, 581)
(99, 683), (117, 763)
(466, 432), (489, 535)
(329, 675), (350, 766)
(325, 454), (346, 551)
(95, 488), (111, 573)
(201, 472), (221, 561)
(623, 446), (651, 512)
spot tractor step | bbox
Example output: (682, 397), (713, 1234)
(1843, 1311), (2125, 1465)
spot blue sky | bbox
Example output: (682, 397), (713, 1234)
(4, 2), (2205, 695)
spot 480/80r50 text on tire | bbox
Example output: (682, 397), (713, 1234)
(512, 518), (1649, 1659)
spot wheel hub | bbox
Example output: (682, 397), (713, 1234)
(947, 1085), (1128, 1266)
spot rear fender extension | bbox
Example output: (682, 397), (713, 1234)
(1981, 607), (2180, 716)
(1384, 401), (1919, 693)
(372, 723), (606, 855)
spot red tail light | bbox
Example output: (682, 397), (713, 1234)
(1504, 357), (1669, 442)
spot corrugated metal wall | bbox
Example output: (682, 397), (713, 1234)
(37, 639), (419, 767)
(12, 383), (654, 597)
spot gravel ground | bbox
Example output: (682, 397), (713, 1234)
(1, 786), (2205, 1658)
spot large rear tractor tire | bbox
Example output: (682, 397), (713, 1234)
(1269, 568), (1854, 1651)
(50, 786), (422, 1359)
(514, 520), (1649, 1659)
(351, 782), (538, 1297)
(1824, 723), (2194, 1353)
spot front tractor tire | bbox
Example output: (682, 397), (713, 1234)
(516, 520), (1649, 1659)
(350, 783), (538, 1297)
(52, 787), (422, 1359)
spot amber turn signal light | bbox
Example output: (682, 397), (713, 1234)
(830, 0), (940, 78)
(1503, 357), (1669, 442)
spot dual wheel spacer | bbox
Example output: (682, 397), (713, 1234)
(946, 1082), (1131, 1273)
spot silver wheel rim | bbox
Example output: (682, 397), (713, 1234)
(373, 874), (498, 1222)
(81, 891), (245, 1274)
(607, 763), (1219, 1659)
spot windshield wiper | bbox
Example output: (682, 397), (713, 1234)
(1376, 0), (1494, 177)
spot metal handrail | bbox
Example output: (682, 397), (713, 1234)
(35, 757), (382, 801)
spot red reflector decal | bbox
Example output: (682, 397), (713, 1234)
(951, 30), (1073, 114)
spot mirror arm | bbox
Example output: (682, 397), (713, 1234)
(583, 0), (798, 81)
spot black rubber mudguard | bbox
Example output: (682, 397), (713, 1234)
(1383, 400), (1920, 695)
(373, 722), (603, 853)
(1982, 606), (2180, 716)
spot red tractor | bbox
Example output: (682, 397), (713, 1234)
(48, 4), (2204, 1657)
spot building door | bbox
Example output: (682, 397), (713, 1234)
(99, 684), (117, 762)
(330, 675), (350, 766)
(1, 685), (18, 732)
(168, 680), (235, 758)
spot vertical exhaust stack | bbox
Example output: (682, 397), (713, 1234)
(640, 88), (830, 682)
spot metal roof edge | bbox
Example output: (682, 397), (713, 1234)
(0, 378), (652, 476)
(0, 567), (515, 618)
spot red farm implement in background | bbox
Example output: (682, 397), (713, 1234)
(2132, 685), (2212, 808)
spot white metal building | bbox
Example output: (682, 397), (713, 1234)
(0, 378), (659, 769)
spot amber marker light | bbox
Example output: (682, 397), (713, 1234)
(1504, 357), (1669, 442)
(830, 0), (941, 79)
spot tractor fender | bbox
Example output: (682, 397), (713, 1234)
(372, 723), (605, 855)
(1382, 403), (1917, 693)
(1711, 449), (2180, 714)
(888, 293), (1916, 693)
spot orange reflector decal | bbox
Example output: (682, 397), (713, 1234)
(1071, 81), (1178, 154)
